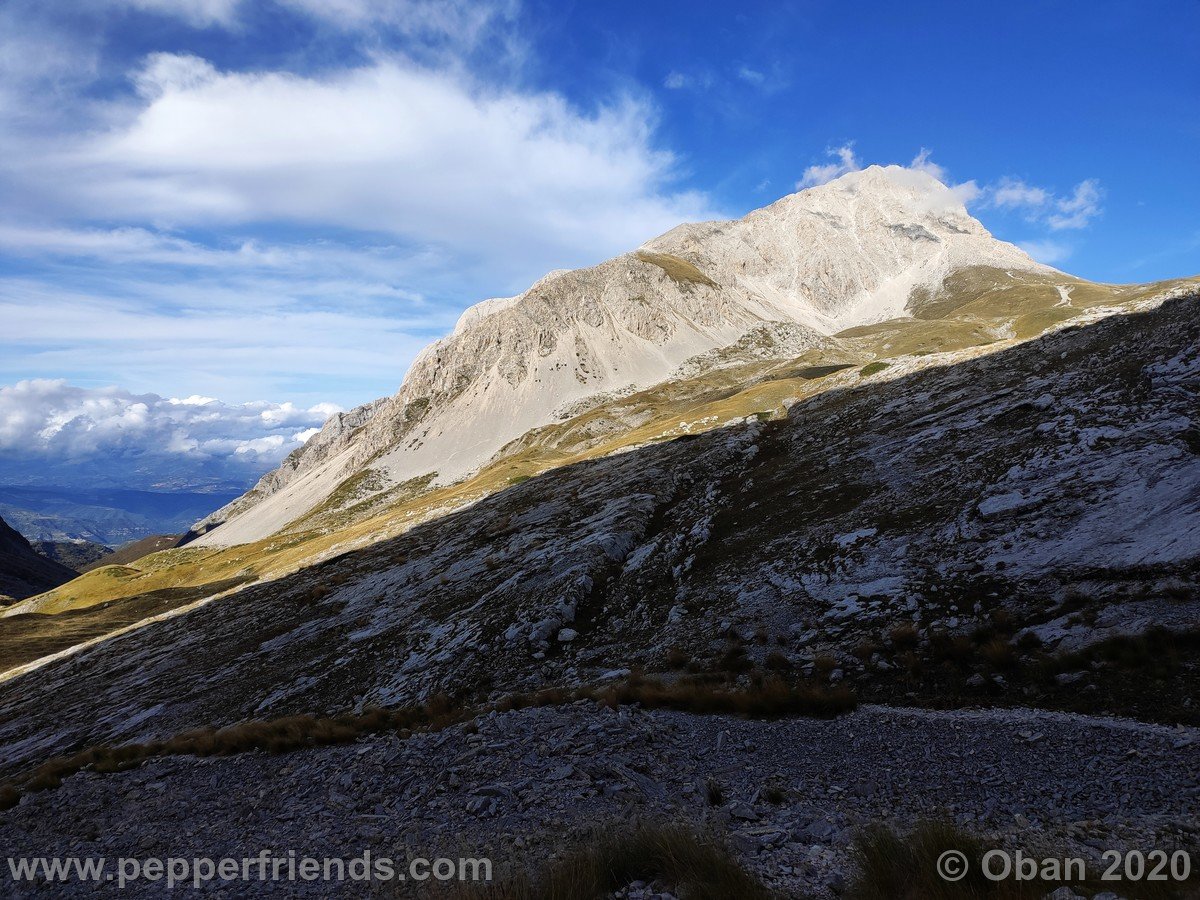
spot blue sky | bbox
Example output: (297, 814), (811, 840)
(0, 0), (1197, 480)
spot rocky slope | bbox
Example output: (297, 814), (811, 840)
(3, 703), (1196, 898)
(0, 515), (76, 605)
(0, 282), (1197, 896)
(1, 288), (1196, 770)
(190, 166), (1048, 547)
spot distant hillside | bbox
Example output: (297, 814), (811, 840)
(0, 515), (76, 605)
(80, 535), (183, 572)
(0, 486), (241, 546)
(30, 539), (112, 572)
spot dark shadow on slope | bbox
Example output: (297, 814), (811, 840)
(0, 293), (1196, 777)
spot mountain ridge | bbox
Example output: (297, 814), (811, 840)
(190, 165), (1049, 546)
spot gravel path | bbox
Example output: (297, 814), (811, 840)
(3, 703), (1197, 897)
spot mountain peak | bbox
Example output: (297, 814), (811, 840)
(780, 164), (977, 223)
(192, 173), (1049, 546)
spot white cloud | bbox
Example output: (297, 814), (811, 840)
(277, 0), (516, 40)
(908, 148), (947, 182)
(986, 176), (1103, 231)
(115, 0), (241, 28)
(0, 275), (443, 408)
(99, 0), (517, 41)
(0, 6), (725, 410)
(1017, 239), (1072, 265)
(663, 71), (687, 90)
(797, 143), (861, 188)
(791, 144), (1098, 267)
(737, 66), (765, 85)
(0, 379), (337, 467)
(17, 54), (715, 287)
(1047, 178), (1103, 230)
(292, 426), (321, 443)
(992, 177), (1052, 210)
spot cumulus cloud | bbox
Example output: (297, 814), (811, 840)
(0, 23), (725, 405)
(797, 144), (861, 188)
(789, 144), (1098, 269)
(992, 177), (1052, 210)
(1047, 179), (1103, 230)
(0, 380), (338, 469)
(908, 148), (948, 182)
(737, 66), (765, 85)
(15, 53), (714, 286)
(986, 176), (1103, 230)
(794, 146), (979, 208)
(0, 3), (722, 406)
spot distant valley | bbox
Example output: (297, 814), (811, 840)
(0, 485), (243, 546)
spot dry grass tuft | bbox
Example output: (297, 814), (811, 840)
(444, 821), (772, 899)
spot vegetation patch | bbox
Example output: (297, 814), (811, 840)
(860, 361), (891, 377)
(634, 251), (719, 288)
(446, 820), (773, 899)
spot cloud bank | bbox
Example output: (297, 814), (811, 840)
(0, 1), (720, 408)
(0, 380), (339, 488)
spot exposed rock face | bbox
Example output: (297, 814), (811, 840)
(186, 399), (388, 540)
(193, 166), (1048, 546)
(0, 516), (76, 605)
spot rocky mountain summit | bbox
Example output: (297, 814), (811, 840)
(191, 166), (1046, 547)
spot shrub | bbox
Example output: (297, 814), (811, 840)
(448, 821), (772, 899)
(929, 633), (973, 666)
(666, 647), (691, 670)
(849, 821), (1042, 900)
(813, 654), (838, 677)
(980, 638), (1017, 671)
(764, 651), (791, 671)
(704, 777), (724, 806)
(716, 644), (754, 674)
(852, 640), (880, 662)
(762, 783), (786, 805)
(888, 623), (919, 650)
(591, 674), (856, 720)
(0, 671), (856, 807)
(0, 783), (19, 810)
